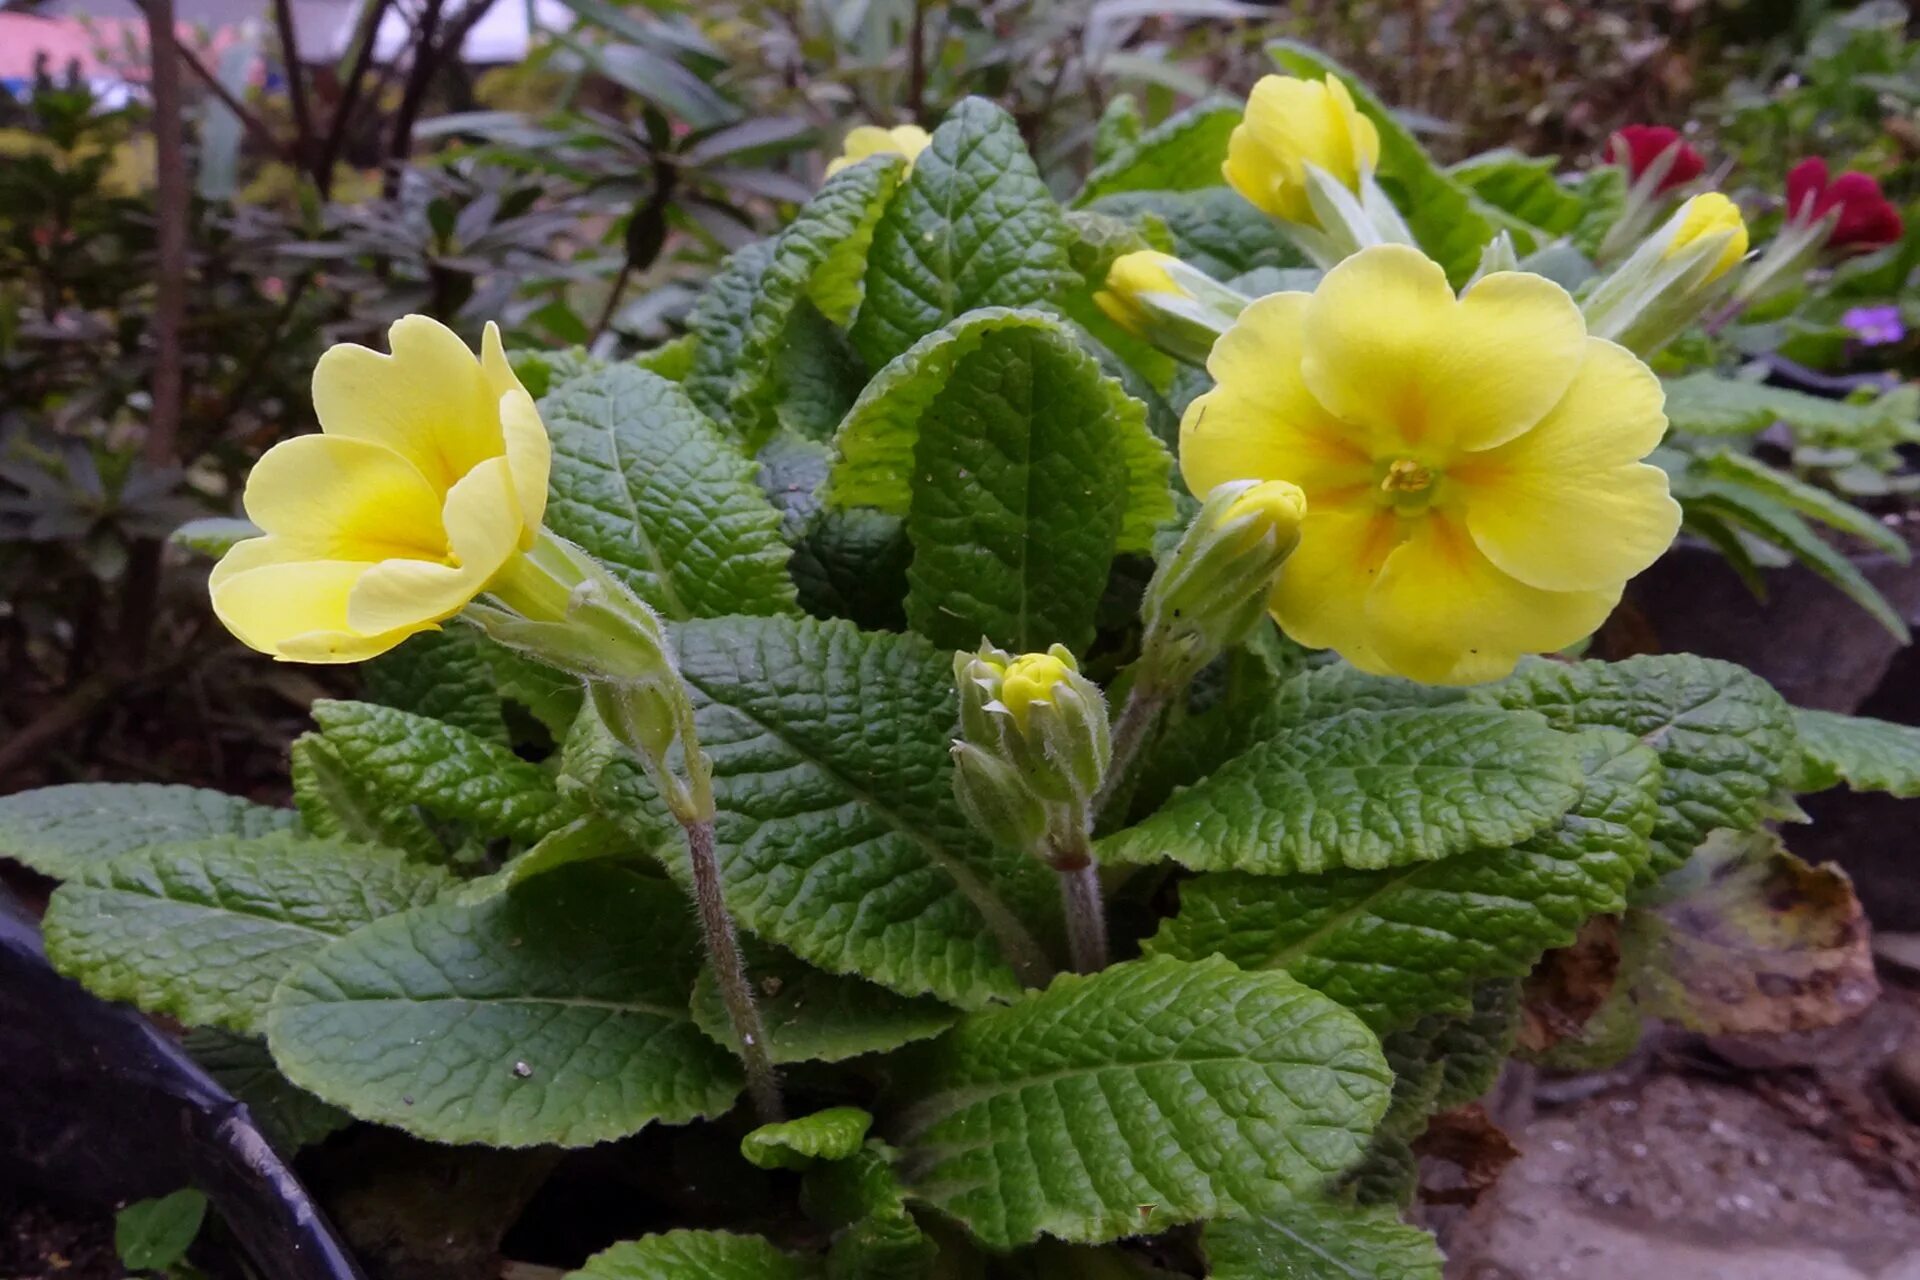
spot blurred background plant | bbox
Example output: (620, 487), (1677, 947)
(2, 0), (1916, 790)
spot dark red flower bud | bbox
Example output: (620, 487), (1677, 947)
(1786, 157), (1904, 253)
(1607, 125), (1705, 195)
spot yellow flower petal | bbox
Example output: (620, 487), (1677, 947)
(1457, 339), (1681, 593)
(1364, 514), (1619, 685)
(1181, 292), (1376, 503)
(500, 389), (551, 545)
(1269, 506), (1404, 666)
(1223, 75), (1379, 225)
(210, 554), (426, 662)
(825, 124), (931, 177)
(241, 433), (446, 560)
(1300, 246), (1586, 453)
(346, 456), (522, 635)
(1666, 193), (1749, 282)
(312, 315), (503, 492)
(479, 321), (527, 405)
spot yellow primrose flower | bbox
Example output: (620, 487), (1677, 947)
(1180, 244), (1680, 685)
(825, 124), (932, 178)
(1664, 192), (1749, 282)
(1223, 74), (1381, 227)
(210, 316), (550, 663)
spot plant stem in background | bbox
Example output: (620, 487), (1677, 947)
(682, 817), (783, 1122)
(1092, 683), (1167, 822)
(271, 0), (316, 169)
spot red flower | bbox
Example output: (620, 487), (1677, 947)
(1785, 158), (1904, 253)
(1607, 125), (1705, 195)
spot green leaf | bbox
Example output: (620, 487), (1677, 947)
(850, 97), (1078, 369)
(1100, 705), (1585, 875)
(266, 864), (742, 1147)
(567, 1231), (818, 1280)
(741, 1106), (873, 1170)
(115, 1189), (208, 1271)
(1662, 372), (1918, 446)
(1474, 655), (1801, 870)
(1679, 475), (1909, 640)
(1072, 100), (1239, 206)
(1693, 450), (1906, 558)
(454, 814), (662, 903)
(1267, 42), (1495, 285)
(511, 346), (606, 400)
(691, 942), (957, 1064)
(1203, 1201), (1442, 1280)
(182, 1028), (351, 1151)
(291, 736), (443, 864)
(1792, 708), (1920, 796)
(1087, 188), (1306, 279)
(1148, 731), (1657, 1031)
(686, 158), (901, 440)
(902, 320), (1131, 652)
(634, 334), (697, 381)
(309, 699), (577, 845)
(170, 516), (260, 558)
(542, 363), (798, 620)
(794, 508), (913, 630)
(1430, 981), (1522, 1110)
(684, 238), (774, 424)
(1264, 662), (1467, 729)
(891, 955), (1391, 1248)
(1448, 149), (1584, 235)
(825, 308), (1174, 554)
(484, 642), (586, 735)
(43, 833), (450, 1034)
(361, 628), (509, 745)
(0, 784), (295, 880)
(802, 1144), (937, 1280)
(668, 615), (1060, 1006)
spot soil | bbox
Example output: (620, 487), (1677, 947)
(0, 1197), (122, 1280)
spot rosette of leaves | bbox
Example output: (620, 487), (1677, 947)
(6, 94), (1906, 1279)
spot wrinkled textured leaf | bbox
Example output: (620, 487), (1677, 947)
(267, 864), (741, 1147)
(826, 308), (1173, 554)
(1148, 731), (1657, 1031)
(685, 158), (900, 439)
(891, 955), (1391, 1248)
(567, 1231), (817, 1280)
(1101, 704), (1585, 875)
(802, 1143), (937, 1280)
(691, 942), (957, 1064)
(310, 700), (576, 845)
(183, 1028), (351, 1151)
(1204, 1201), (1443, 1280)
(1663, 371), (1917, 442)
(665, 616), (1062, 1006)
(1625, 830), (1878, 1035)
(43, 833), (450, 1033)
(0, 784), (296, 880)
(543, 364), (797, 619)
(1793, 707), (1920, 796)
(903, 320), (1129, 652)
(115, 1190), (207, 1270)
(1072, 100), (1239, 206)
(850, 98), (1078, 368)
(1088, 188), (1306, 279)
(1474, 655), (1797, 871)
(362, 627), (509, 745)
(1268, 42), (1494, 285)
(741, 1107), (873, 1170)
(291, 735), (443, 863)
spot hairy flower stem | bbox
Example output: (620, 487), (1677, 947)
(1091, 683), (1168, 824)
(682, 817), (783, 1122)
(1057, 860), (1109, 974)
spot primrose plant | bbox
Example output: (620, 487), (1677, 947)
(9, 45), (1919, 1280)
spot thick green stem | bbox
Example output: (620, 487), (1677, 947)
(683, 817), (782, 1122)
(1056, 860), (1108, 975)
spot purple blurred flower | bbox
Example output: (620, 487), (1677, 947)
(1843, 304), (1905, 346)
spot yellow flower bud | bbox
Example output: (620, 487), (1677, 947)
(999, 651), (1076, 732)
(1222, 479), (1308, 556)
(1093, 251), (1185, 337)
(825, 124), (932, 178)
(1223, 74), (1381, 227)
(1663, 193), (1749, 282)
